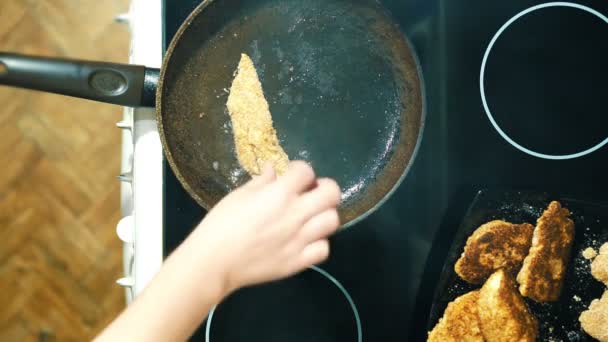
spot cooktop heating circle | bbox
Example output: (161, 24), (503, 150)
(205, 266), (362, 342)
(480, 2), (608, 160)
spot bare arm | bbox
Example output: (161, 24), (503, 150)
(94, 234), (227, 341)
(95, 161), (341, 341)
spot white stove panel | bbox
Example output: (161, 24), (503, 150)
(117, 0), (164, 302)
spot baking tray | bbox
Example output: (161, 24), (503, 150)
(426, 189), (608, 341)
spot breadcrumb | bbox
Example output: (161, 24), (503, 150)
(583, 247), (598, 260)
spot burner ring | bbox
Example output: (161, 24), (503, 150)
(480, 2), (608, 160)
(205, 266), (363, 342)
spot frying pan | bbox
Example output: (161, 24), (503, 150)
(0, 0), (424, 227)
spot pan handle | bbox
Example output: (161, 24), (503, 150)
(0, 53), (159, 107)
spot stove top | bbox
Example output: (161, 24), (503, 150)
(162, 1), (608, 341)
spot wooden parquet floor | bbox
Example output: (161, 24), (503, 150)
(0, 1), (130, 340)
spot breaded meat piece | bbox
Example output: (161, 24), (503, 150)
(601, 242), (608, 255)
(478, 270), (538, 342)
(427, 291), (484, 342)
(516, 201), (575, 302)
(591, 242), (608, 286)
(455, 220), (534, 284)
(226, 53), (289, 176)
(579, 290), (608, 342)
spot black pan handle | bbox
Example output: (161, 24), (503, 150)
(0, 53), (159, 107)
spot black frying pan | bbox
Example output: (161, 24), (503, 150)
(0, 0), (424, 227)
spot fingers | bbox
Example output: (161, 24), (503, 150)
(298, 209), (340, 244)
(246, 162), (276, 188)
(292, 178), (341, 221)
(297, 239), (330, 269)
(277, 161), (316, 194)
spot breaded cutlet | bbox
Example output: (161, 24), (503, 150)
(516, 201), (575, 302)
(579, 290), (608, 342)
(591, 242), (608, 286)
(427, 291), (484, 342)
(478, 269), (538, 342)
(455, 220), (534, 284)
(226, 53), (289, 176)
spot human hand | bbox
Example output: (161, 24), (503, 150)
(95, 161), (340, 342)
(187, 161), (341, 296)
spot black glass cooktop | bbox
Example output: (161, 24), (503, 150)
(162, 1), (608, 341)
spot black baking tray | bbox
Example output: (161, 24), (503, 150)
(426, 189), (608, 342)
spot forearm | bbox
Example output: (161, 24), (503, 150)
(95, 231), (227, 341)
(96, 162), (340, 341)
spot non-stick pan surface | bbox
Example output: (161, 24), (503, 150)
(159, 0), (424, 226)
(0, 0), (424, 227)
